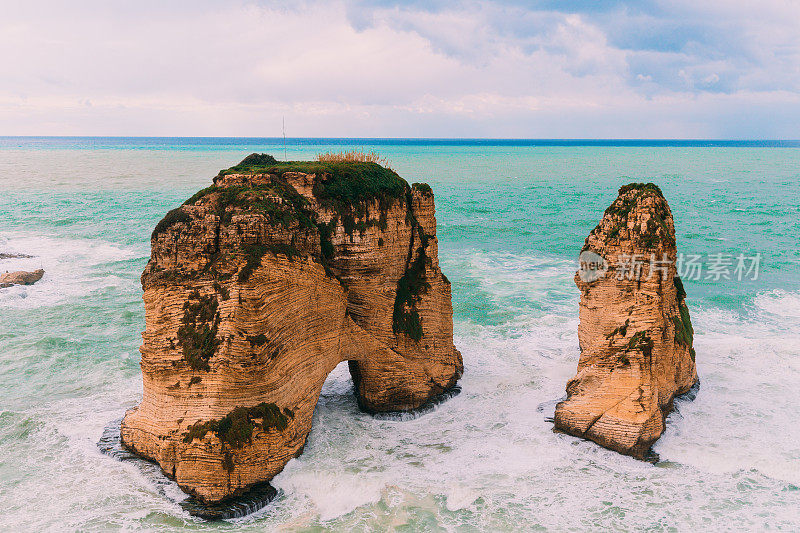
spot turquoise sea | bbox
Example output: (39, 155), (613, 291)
(1, 137), (799, 531)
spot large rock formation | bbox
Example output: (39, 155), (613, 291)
(121, 154), (463, 504)
(554, 183), (698, 459)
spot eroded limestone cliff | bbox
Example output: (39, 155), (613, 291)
(121, 154), (463, 503)
(553, 183), (698, 459)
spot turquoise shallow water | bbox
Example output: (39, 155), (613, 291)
(1, 138), (799, 531)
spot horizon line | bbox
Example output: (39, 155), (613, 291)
(2, 135), (800, 141)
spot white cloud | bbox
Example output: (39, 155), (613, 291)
(0, 0), (798, 137)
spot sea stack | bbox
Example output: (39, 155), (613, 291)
(553, 183), (698, 459)
(120, 154), (462, 504)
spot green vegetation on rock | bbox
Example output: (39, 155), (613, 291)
(620, 330), (654, 365)
(186, 182), (316, 229)
(672, 301), (694, 348)
(606, 318), (631, 339)
(212, 281), (230, 301)
(227, 153), (278, 171)
(183, 403), (294, 449)
(412, 182), (433, 196)
(618, 182), (663, 197)
(219, 154), (408, 236)
(674, 276), (687, 300)
(602, 182), (674, 249)
(177, 291), (220, 371)
(393, 237), (431, 342)
(152, 207), (192, 239)
(238, 243), (300, 282)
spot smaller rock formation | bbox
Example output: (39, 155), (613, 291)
(554, 183), (698, 459)
(0, 269), (44, 288)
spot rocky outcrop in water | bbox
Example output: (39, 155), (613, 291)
(0, 268), (44, 288)
(553, 183), (698, 459)
(121, 154), (463, 504)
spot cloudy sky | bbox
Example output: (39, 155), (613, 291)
(2, 0), (799, 138)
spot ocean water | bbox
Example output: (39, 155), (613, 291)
(1, 137), (799, 531)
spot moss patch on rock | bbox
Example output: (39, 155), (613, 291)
(183, 403), (294, 449)
(393, 242), (431, 342)
(177, 291), (220, 371)
(618, 330), (654, 365)
(220, 154), (408, 236)
(237, 243), (300, 282)
(672, 302), (694, 348)
(601, 182), (674, 249)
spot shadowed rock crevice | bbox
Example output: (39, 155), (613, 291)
(121, 155), (463, 504)
(554, 183), (698, 459)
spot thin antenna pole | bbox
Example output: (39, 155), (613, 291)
(282, 116), (286, 161)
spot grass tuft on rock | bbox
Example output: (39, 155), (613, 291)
(152, 208), (192, 239)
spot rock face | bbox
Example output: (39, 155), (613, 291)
(553, 183), (698, 459)
(0, 269), (44, 288)
(121, 154), (463, 504)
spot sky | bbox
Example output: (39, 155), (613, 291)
(1, 0), (799, 138)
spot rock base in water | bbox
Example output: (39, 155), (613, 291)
(98, 418), (277, 520)
(368, 384), (461, 421)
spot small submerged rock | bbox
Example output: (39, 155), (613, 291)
(0, 268), (44, 288)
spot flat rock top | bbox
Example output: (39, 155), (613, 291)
(0, 268), (44, 286)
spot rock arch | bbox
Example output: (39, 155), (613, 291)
(121, 156), (463, 504)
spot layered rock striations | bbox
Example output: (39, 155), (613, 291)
(554, 183), (698, 459)
(121, 154), (462, 503)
